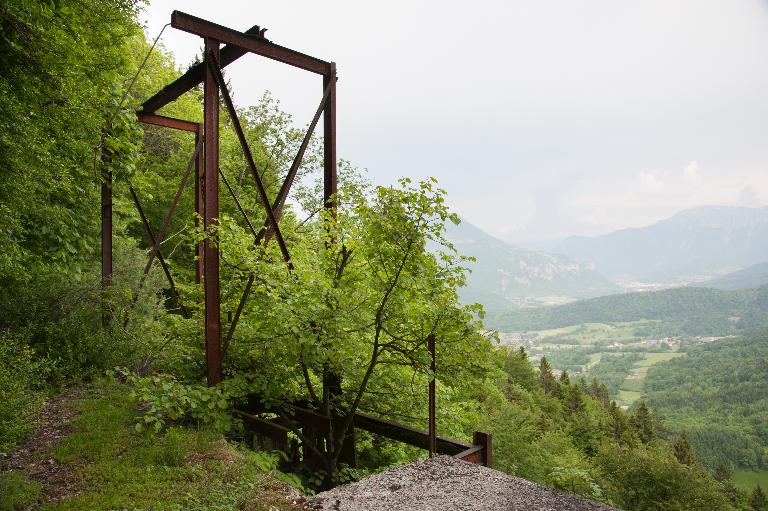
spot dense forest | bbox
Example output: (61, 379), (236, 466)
(0, 1), (764, 510)
(644, 335), (768, 472)
(490, 286), (768, 335)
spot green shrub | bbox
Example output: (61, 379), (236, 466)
(0, 334), (47, 452)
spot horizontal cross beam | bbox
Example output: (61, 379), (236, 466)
(140, 24), (264, 114)
(172, 11), (332, 76)
(137, 112), (199, 133)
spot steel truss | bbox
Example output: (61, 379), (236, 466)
(100, 11), (491, 468)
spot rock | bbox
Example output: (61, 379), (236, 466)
(304, 456), (620, 511)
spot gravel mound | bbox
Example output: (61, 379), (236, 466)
(304, 455), (620, 511)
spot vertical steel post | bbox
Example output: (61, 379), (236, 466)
(428, 334), (436, 456)
(472, 431), (493, 468)
(204, 38), (222, 386)
(323, 63), (337, 211)
(195, 125), (204, 284)
(101, 168), (113, 327)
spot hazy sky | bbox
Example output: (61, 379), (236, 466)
(142, 0), (768, 243)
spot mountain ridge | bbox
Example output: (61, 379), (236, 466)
(551, 205), (768, 283)
(443, 219), (619, 311)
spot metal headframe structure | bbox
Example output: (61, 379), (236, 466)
(101, 11), (492, 467)
(101, 11), (337, 387)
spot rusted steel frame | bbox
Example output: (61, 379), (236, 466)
(142, 136), (203, 277)
(222, 83), (334, 352)
(428, 334), (436, 457)
(472, 431), (493, 468)
(101, 167), (112, 327)
(172, 11), (331, 75)
(137, 112), (199, 133)
(219, 168), (260, 240)
(354, 412), (470, 455)
(323, 63), (337, 213)
(222, 274), (253, 356)
(141, 24), (264, 114)
(453, 445), (483, 463)
(205, 53), (292, 266)
(195, 129), (203, 284)
(256, 77), (333, 243)
(123, 136), (203, 327)
(204, 38), (222, 386)
(128, 186), (189, 319)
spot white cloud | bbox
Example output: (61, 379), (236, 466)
(638, 171), (664, 191)
(683, 161), (700, 179)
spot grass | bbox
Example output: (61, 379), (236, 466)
(0, 471), (41, 511)
(732, 469), (768, 493)
(615, 352), (686, 407)
(617, 389), (642, 406)
(635, 352), (684, 366)
(529, 320), (662, 346)
(1, 380), (301, 511)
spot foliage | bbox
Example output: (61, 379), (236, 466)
(181, 176), (493, 486)
(0, 0), (142, 280)
(492, 286), (768, 336)
(597, 442), (739, 511)
(644, 334), (768, 471)
(38, 380), (303, 510)
(123, 371), (236, 434)
(588, 353), (643, 397)
(0, 333), (48, 453)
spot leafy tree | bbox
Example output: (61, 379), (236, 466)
(539, 357), (556, 395)
(209, 177), (491, 486)
(598, 443), (738, 511)
(714, 463), (731, 482)
(503, 346), (539, 392)
(631, 401), (655, 444)
(673, 434), (697, 466)
(750, 486), (768, 511)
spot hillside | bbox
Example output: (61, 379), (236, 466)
(554, 205), (768, 283)
(700, 262), (768, 290)
(443, 220), (618, 311)
(644, 335), (768, 472)
(489, 285), (768, 334)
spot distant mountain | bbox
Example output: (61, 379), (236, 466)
(553, 205), (768, 283)
(443, 219), (619, 311)
(489, 285), (768, 335)
(699, 262), (768, 290)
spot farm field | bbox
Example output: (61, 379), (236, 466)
(732, 469), (768, 493)
(615, 352), (685, 406)
(518, 322), (688, 408)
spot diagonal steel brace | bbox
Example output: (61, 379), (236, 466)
(129, 186), (190, 319)
(205, 52), (292, 266)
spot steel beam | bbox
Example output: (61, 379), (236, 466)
(137, 112), (199, 133)
(172, 11), (332, 76)
(206, 53), (292, 267)
(101, 168), (112, 326)
(323, 64), (337, 213)
(141, 24), (264, 114)
(128, 186), (189, 318)
(204, 38), (222, 386)
(428, 334), (436, 457)
(195, 128), (204, 284)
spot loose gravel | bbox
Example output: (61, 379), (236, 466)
(304, 455), (621, 511)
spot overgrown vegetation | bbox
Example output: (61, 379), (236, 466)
(645, 335), (768, 474)
(0, 380), (301, 511)
(0, 0), (762, 510)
